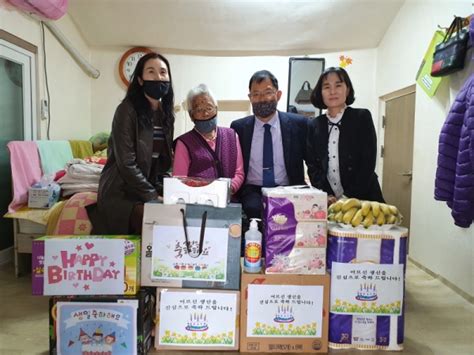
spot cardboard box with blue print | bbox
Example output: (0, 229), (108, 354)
(28, 181), (61, 208)
(141, 202), (242, 290)
(49, 287), (155, 355)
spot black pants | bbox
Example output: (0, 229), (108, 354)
(239, 184), (265, 257)
(129, 203), (144, 235)
(239, 184), (264, 219)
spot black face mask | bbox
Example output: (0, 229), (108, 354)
(252, 100), (278, 118)
(193, 115), (218, 134)
(142, 80), (170, 100)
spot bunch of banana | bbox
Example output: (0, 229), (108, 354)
(328, 198), (403, 228)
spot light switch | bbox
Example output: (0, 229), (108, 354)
(41, 99), (49, 120)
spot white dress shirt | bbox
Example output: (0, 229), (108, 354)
(327, 107), (346, 198)
(246, 111), (289, 186)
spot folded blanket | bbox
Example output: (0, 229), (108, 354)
(69, 140), (94, 159)
(57, 159), (102, 184)
(60, 184), (99, 197)
(36, 140), (73, 175)
(66, 159), (103, 179)
(58, 175), (98, 184)
(6, 141), (42, 213)
(57, 160), (103, 193)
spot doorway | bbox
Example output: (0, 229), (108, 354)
(380, 86), (416, 230)
(0, 31), (37, 253)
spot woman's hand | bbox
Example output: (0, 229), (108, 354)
(328, 195), (337, 207)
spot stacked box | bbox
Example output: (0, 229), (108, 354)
(262, 186), (327, 274)
(28, 182), (61, 208)
(141, 202), (242, 290)
(163, 176), (231, 208)
(155, 288), (240, 351)
(240, 273), (329, 353)
(327, 225), (408, 351)
(32, 235), (140, 296)
(49, 287), (155, 354)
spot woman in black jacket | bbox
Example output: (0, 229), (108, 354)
(87, 52), (175, 234)
(306, 67), (384, 205)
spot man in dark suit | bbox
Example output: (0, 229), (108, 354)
(231, 70), (308, 220)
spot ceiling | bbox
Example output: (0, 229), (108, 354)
(67, 0), (405, 55)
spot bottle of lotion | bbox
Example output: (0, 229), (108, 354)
(244, 218), (262, 273)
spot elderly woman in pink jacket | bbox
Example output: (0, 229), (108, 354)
(173, 84), (245, 196)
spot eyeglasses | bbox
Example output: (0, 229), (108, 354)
(248, 89), (277, 100)
(191, 105), (217, 115)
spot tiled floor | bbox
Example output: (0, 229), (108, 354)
(0, 260), (472, 355)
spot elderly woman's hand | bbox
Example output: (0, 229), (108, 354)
(328, 195), (338, 207)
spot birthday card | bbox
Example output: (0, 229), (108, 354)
(247, 284), (324, 338)
(157, 290), (238, 348)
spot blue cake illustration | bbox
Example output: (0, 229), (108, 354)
(273, 305), (295, 323)
(355, 283), (378, 301)
(185, 313), (209, 331)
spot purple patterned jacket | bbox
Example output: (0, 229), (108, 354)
(176, 127), (237, 179)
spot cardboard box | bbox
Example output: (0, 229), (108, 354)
(28, 182), (61, 208)
(32, 235), (140, 296)
(141, 202), (241, 290)
(240, 273), (329, 353)
(155, 288), (240, 351)
(49, 287), (155, 355)
(163, 177), (231, 208)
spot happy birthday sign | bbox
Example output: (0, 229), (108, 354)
(44, 239), (125, 295)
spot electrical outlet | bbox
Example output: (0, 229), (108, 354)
(41, 99), (49, 120)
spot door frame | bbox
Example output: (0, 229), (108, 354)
(0, 30), (38, 140)
(0, 31), (38, 264)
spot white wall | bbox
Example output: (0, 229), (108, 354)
(91, 48), (378, 139)
(9, 0), (471, 297)
(376, 0), (473, 297)
(0, 5), (92, 139)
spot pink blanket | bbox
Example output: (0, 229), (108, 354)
(7, 141), (42, 213)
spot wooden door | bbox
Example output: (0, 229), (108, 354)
(382, 91), (415, 229)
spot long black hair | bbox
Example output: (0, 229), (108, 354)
(124, 52), (175, 126)
(310, 67), (355, 110)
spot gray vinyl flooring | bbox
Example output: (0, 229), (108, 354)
(0, 260), (472, 355)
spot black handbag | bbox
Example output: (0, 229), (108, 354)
(294, 80), (313, 104)
(431, 17), (469, 77)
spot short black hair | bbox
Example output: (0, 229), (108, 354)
(248, 70), (279, 91)
(310, 67), (355, 109)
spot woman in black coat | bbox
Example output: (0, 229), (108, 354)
(306, 67), (384, 205)
(87, 52), (175, 234)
